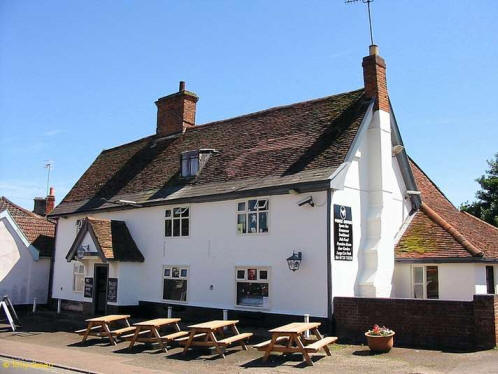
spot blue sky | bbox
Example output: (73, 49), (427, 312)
(1, 1), (497, 210)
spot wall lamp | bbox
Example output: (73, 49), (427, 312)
(287, 251), (303, 271)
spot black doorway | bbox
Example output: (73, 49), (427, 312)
(93, 264), (108, 315)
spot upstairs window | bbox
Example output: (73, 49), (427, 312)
(237, 199), (269, 234)
(412, 265), (439, 299)
(181, 151), (199, 177)
(165, 207), (189, 237)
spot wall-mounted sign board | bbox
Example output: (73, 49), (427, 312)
(84, 277), (93, 298)
(334, 205), (353, 261)
(107, 278), (118, 303)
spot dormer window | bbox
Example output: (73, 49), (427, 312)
(180, 149), (217, 178)
(181, 151), (199, 177)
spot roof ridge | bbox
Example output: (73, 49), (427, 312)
(0, 196), (42, 218)
(408, 157), (456, 209)
(101, 135), (155, 154)
(421, 202), (483, 257)
(187, 88), (365, 132)
(461, 211), (498, 233)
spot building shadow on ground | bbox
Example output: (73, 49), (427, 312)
(241, 354), (326, 369)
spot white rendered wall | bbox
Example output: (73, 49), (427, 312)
(0, 218), (51, 304)
(52, 192), (329, 317)
(393, 263), (495, 301)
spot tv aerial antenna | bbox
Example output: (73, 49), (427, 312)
(44, 160), (53, 196)
(345, 0), (375, 46)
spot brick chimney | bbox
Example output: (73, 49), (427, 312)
(33, 187), (55, 216)
(155, 81), (199, 137)
(46, 187), (55, 215)
(362, 45), (389, 113)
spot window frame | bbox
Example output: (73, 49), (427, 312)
(162, 265), (189, 304)
(72, 261), (85, 293)
(486, 266), (495, 295)
(164, 206), (190, 238)
(236, 198), (270, 235)
(411, 265), (439, 299)
(234, 266), (271, 310)
(181, 150), (200, 178)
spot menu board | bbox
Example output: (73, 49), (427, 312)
(107, 278), (118, 303)
(84, 277), (93, 298)
(334, 205), (353, 261)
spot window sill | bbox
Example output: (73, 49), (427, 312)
(234, 304), (271, 312)
(162, 299), (188, 305)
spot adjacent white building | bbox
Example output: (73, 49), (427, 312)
(49, 45), (498, 320)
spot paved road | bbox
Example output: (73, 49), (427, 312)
(0, 358), (78, 373)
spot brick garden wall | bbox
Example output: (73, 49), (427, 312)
(333, 295), (498, 351)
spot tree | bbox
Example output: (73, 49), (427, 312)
(460, 153), (498, 227)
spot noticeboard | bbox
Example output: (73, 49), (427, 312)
(333, 205), (353, 261)
(84, 277), (93, 298)
(107, 278), (118, 303)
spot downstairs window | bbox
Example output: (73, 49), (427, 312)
(163, 266), (188, 302)
(412, 265), (439, 299)
(235, 266), (270, 308)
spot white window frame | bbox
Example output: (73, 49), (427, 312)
(411, 265), (439, 299)
(162, 265), (189, 303)
(234, 266), (271, 309)
(73, 261), (85, 293)
(181, 151), (200, 177)
(236, 198), (270, 235)
(164, 206), (190, 238)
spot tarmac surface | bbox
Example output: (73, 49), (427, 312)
(0, 311), (497, 374)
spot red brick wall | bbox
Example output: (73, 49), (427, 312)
(333, 295), (498, 350)
(362, 54), (389, 113)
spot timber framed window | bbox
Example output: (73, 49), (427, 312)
(412, 265), (439, 299)
(237, 199), (269, 234)
(235, 266), (270, 308)
(162, 266), (188, 302)
(73, 261), (85, 293)
(486, 266), (495, 294)
(181, 151), (199, 178)
(165, 207), (190, 237)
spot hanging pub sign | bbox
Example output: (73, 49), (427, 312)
(334, 205), (353, 261)
(107, 278), (118, 303)
(84, 277), (93, 298)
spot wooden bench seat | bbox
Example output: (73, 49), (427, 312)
(175, 333), (207, 344)
(75, 325), (101, 335)
(121, 329), (150, 340)
(253, 336), (289, 350)
(110, 326), (136, 336)
(161, 331), (189, 341)
(304, 336), (337, 352)
(217, 332), (253, 346)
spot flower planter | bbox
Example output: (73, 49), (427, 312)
(365, 332), (395, 353)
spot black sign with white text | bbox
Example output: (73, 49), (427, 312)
(84, 277), (93, 298)
(107, 278), (118, 303)
(334, 205), (353, 261)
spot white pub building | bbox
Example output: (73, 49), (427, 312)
(50, 46), (498, 323)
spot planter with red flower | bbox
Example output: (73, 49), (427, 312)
(365, 325), (395, 353)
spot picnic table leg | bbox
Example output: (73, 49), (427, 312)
(102, 322), (116, 345)
(311, 327), (331, 356)
(208, 331), (225, 359)
(230, 324), (248, 350)
(295, 335), (313, 366)
(173, 323), (181, 332)
(81, 322), (94, 343)
(125, 319), (131, 327)
(182, 331), (195, 355)
(262, 334), (277, 363)
(128, 326), (141, 350)
(152, 327), (167, 353)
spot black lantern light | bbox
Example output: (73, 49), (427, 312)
(286, 251), (302, 271)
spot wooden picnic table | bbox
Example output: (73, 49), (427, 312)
(127, 318), (187, 352)
(178, 320), (253, 358)
(76, 314), (133, 345)
(255, 322), (337, 366)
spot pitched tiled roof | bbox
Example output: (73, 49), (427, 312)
(66, 217), (144, 262)
(50, 89), (369, 216)
(395, 160), (498, 260)
(0, 196), (55, 257)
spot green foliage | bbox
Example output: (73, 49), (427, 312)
(460, 153), (498, 227)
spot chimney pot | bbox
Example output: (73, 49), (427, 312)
(49, 187), (55, 196)
(369, 44), (379, 56)
(179, 81), (186, 92)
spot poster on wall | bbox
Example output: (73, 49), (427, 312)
(334, 205), (353, 261)
(84, 278), (93, 298)
(107, 278), (118, 303)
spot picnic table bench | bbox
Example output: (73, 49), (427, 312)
(127, 318), (186, 352)
(75, 314), (132, 345)
(256, 322), (337, 366)
(177, 320), (253, 358)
